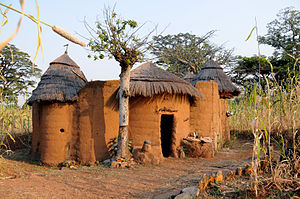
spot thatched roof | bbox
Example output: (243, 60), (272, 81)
(28, 52), (87, 105)
(129, 62), (202, 97)
(192, 60), (240, 98)
(183, 71), (196, 84)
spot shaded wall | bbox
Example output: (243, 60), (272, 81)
(31, 103), (76, 165)
(129, 94), (190, 157)
(220, 99), (230, 144)
(77, 80), (119, 163)
(190, 81), (222, 150)
(31, 103), (41, 159)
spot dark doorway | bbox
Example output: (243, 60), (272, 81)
(160, 114), (174, 157)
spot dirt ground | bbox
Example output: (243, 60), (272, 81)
(0, 139), (253, 199)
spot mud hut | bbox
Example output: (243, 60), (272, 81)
(72, 62), (202, 163)
(28, 51), (87, 165)
(190, 60), (240, 148)
(128, 62), (202, 158)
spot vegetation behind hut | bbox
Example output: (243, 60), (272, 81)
(151, 31), (233, 77)
(0, 44), (42, 102)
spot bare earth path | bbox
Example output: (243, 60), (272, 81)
(0, 140), (253, 199)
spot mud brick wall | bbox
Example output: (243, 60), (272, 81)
(31, 103), (76, 165)
(129, 94), (190, 157)
(77, 80), (119, 163)
(219, 99), (230, 144)
(190, 81), (223, 150)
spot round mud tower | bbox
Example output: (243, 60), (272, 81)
(39, 103), (74, 165)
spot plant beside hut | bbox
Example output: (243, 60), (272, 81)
(0, 90), (32, 154)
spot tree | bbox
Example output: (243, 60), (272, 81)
(87, 7), (153, 159)
(231, 56), (271, 88)
(151, 31), (233, 77)
(259, 7), (299, 56)
(231, 7), (299, 88)
(0, 44), (42, 101)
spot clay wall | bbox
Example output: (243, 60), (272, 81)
(190, 81), (223, 150)
(220, 99), (230, 144)
(31, 103), (41, 159)
(77, 80), (119, 163)
(32, 103), (76, 165)
(32, 80), (197, 164)
(129, 94), (190, 157)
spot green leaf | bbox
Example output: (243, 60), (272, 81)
(245, 26), (256, 41)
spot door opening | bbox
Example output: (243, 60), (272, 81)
(160, 114), (174, 157)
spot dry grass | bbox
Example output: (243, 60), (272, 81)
(0, 93), (32, 152)
(228, 58), (299, 197)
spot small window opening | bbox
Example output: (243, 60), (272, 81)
(60, 128), (65, 133)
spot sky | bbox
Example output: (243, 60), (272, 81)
(1, 0), (299, 83)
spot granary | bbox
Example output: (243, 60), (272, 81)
(28, 51), (87, 165)
(29, 53), (203, 165)
(190, 60), (240, 149)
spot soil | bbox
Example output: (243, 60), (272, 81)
(0, 139), (253, 199)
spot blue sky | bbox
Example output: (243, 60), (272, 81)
(1, 0), (299, 81)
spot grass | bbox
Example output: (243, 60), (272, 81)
(229, 78), (299, 135)
(0, 92), (32, 151)
(228, 58), (299, 197)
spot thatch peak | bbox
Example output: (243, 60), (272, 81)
(201, 59), (222, 70)
(28, 52), (87, 105)
(50, 51), (79, 68)
(183, 71), (196, 84)
(192, 60), (240, 99)
(129, 62), (202, 98)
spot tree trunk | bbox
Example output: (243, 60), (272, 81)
(116, 65), (131, 159)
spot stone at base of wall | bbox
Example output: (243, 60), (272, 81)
(132, 148), (160, 165)
(181, 138), (215, 158)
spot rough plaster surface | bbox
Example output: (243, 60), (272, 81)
(190, 81), (223, 150)
(32, 80), (227, 165)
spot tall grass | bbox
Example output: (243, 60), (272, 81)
(229, 59), (299, 196)
(229, 76), (299, 136)
(0, 91), (32, 150)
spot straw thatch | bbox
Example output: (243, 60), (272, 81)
(183, 71), (196, 84)
(192, 60), (240, 98)
(28, 52), (87, 105)
(129, 62), (202, 98)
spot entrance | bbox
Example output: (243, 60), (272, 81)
(160, 114), (174, 157)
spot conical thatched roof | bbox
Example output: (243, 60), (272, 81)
(129, 62), (202, 97)
(192, 60), (240, 98)
(183, 71), (196, 84)
(28, 52), (87, 105)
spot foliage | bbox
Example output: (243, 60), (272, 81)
(151, 31), (233, 77)
(0, 44), (41, 101)
(0, 90), (32, 150)
(229, 76), (299, 134)
(229, 57), (299, 196)
(87, 7), (153, 67)
(259, 7), (299, 56)
(87, 6), (154, 159)
(231, 7), (299, 88)
(107, 137), (132, 158)
(231, 56), (271, 88)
